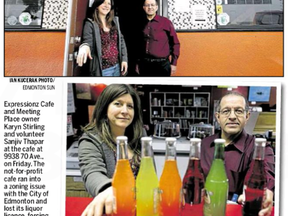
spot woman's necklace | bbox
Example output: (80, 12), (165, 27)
(103, 27), (110, 32)
(103, 21), (110, 32)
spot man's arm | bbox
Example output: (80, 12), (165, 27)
(167, 19), (180, 67)
(264, 144), (275, 192)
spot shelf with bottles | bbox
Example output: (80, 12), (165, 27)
(151, 92), (165, 107)
(149, 92), (210, 127)
(174, 107), (185, 118)
(162, 107), (174, 117)
(196, 108), (209, 118)
(180, 93), (194, 107)
(151, 106), (162, 118)
(165, 93), (180, 106)
(194, 93), (209, 107)
(183, 107), (196, 118)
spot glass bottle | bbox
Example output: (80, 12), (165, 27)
(182, 138), (205, 209)
(203, 138), (229, 216)
(159, 138), (182, 216)
(242, 138), (267, 216)
(136, 137), (159, 216)
(112, 136), (135, 216)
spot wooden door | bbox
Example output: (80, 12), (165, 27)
(64, 0), (89, 76)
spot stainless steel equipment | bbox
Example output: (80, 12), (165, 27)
(154, 120), (181, 139)
(187, 124), (214, 139)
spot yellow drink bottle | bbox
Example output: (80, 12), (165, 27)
(136, 137), (159, 216)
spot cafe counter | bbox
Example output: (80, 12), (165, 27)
(66, 137), (190, 197)
(66, 137), (191, 178)
(66, 197), (275, 216)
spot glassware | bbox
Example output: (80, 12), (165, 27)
(203, 138), (229, 216)
(242, 138), (267, 216)
(182, 138), (205, 208)
(112, 136), (135, 216)
(136, 137), (159, 216)
(159, 138), (182, 216)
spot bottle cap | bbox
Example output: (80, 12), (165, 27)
(255, 138), (266, 147)
(141, 137), (152, 142)
(165, 137), (176, 142)
(255, 138), (267, 142)
(214, 138), (226, 144)
(116, 136), (127, 141)
(190, 138), (201, 142)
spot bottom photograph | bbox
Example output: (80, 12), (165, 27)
(65, 83), (279, 216)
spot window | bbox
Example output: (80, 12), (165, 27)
(164, 0), (283, 31)
(218, 0), (283, 30)
(227, 0), (272, 4)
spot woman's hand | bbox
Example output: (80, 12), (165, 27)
(81, 187), (114, 216)
(238, 188), (273, 216)
(77, 45), (92, 67)
(121, 61), (128, 76)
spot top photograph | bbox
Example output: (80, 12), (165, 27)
(4, 0), (284, 77)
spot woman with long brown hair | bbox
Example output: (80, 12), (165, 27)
(79, 84), (145, 215)
(77, 0), (128, 76)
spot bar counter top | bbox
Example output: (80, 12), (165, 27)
(66, 197), (275, 216)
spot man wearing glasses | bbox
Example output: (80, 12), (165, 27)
(136, 0), (180, 76)
(201, 91), (274, 216)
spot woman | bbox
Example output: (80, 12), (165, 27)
(77, 0), (128, 76)
(78, 84), (144, 215)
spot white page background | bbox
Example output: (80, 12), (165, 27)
(1, 1), (287, 215)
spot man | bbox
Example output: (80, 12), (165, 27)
(201, 91), (275, 216)
(136, 0), (180, 76)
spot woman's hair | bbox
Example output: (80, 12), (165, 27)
(91, 0), (115, 29)
(84, 84), (143, 153)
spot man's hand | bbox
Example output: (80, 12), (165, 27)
(171, 65), (177, 75)
(259, 188), (273, 216)
(77, 45), (92, 67)
(238, 188), (273, 216)
(81, 187), (114, 216)
(135, 64), (140, 74)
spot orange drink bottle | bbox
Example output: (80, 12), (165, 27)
(136, 137), (159, 216)
(112, 136), (135, 216)
(182, 138), (205, 210)
(159, 137), (182, 216)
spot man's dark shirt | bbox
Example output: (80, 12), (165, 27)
(201, 130), (275, 200)
(140, 15), (180, 65)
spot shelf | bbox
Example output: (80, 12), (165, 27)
(150, 92), (210, 127)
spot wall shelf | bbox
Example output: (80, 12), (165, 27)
(150, 92), (210, 130)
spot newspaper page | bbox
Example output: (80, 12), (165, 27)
(2, 0), (287, 216)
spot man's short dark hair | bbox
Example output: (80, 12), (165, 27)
(216, 91), (249, 112)
(143, 0), (158, 6)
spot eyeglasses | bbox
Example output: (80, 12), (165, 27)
(218, 108), (246, 117)
(144, 4), (157, 7)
